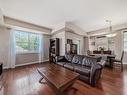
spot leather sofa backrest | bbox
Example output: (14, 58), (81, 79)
(65, 53), (74, 62)
(72, 55), (84, 64)
(82, 56), (97, 67)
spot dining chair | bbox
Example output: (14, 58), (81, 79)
(112, 51), (124, 71)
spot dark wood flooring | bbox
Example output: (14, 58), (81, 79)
(1, 63), (127, 95)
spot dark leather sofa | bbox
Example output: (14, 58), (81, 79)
(55, 53), (105, 86)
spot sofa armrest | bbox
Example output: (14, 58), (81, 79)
(97, 60), (106, 68)
(55, 56), (67, 63)
(90, 63), (103, 86)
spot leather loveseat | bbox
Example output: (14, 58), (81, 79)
(55, 53), (105, 86)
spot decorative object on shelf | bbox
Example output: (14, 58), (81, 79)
(67, 39), (73, 44)
(99, 47), (105, 51)
(66, 44), (71, 53)
(71, 44), (77, 54)
(49, 38), (59, 63)
(99, 47), (105, 54)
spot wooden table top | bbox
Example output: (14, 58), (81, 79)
(91, 54), (116, 57)
(37, 63), (79, 89)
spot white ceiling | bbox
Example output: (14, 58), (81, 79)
(0, 0), (127, 32)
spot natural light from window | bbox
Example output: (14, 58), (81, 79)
(124, 32), (127, 51)
(15, 30), (40, 53)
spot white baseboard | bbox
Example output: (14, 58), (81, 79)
(43, 59), (49, 62)
(3, 59), (49, 69)
(3, 66), (9, 69)
(15, 61), (40, 67)
(15, 59), (49, 67)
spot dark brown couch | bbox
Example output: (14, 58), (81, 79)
(55, 53), (105, 86)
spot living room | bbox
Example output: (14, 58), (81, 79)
(0, 0), (127, 95)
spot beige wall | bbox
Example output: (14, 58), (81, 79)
(51, 31), (66, 56)
(4, 16), (52, 34)
(16, 53), (39, 65)
(65, 22), (87, 36)
(115, 30), (127, 64)
(84, 37), (89, 55)
(0, 27), (10, 68)
(43, 35), (50, 61)
(114, 31), (123, 59)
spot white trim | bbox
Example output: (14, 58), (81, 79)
(43, 59), (49, 62)
(16, 52), (39, 54)
(3, 59), (49, 69)
(15, 59), (49, 67)
(3, 66), (9, 69)
(15, 61), (40, 67)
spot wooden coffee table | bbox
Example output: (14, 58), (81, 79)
(37, 63), (79, 95)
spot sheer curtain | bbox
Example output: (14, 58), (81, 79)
(39, 34), (44, 63)
(8, 29), (16, 68)
(8, 30), (44, 68)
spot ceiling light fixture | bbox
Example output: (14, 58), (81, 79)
(106, 20), (112, 33)
(106, 33), (116, 37)
(105, 20), (116, 37)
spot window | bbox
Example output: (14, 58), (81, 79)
(124, 32), (127, 51)
(15, 30), (40, 53)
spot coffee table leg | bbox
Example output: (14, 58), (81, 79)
(39, 77), (47, 84)
(39, 77), (43, 83)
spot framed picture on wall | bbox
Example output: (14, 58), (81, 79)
(65, 44), (77, 54)
(66, 44), (71, 53)
(67, 39), (73, 44)
(72, 44), (77, 54)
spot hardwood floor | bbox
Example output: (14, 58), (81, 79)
(1, 63), (127, 95)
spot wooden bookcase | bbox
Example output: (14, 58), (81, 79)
(0, 63), (2, 76)
(49, 38), (59, 63)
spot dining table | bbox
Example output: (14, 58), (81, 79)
(90, 54), (116, 68)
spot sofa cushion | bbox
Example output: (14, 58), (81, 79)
(74, 66), (91, 77)
(82, 56), (97, 67)
(72, 55), (84, 64)
(79, 75), (89, 83)
(65, 53), (74, 62)
(57, 62), (66, 66)
(64, 63), (74, 71)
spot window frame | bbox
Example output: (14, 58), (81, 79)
(15, 30), (40, 54)
(123, 31), (127, 51)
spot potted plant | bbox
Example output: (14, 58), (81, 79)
(99, 47), (105, 54)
